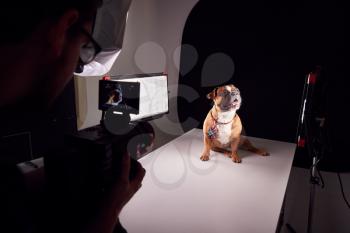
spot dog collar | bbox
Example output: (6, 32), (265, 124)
(210, 110), (234, 125)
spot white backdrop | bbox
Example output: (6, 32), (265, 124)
(74, 0), (200, 147)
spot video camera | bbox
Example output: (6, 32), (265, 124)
(45, 73), (169, 205)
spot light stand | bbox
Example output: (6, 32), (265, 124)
(278, 67), (326, 233)
(305, 109), (326, 233)
(305, 127), (325, 233)
(301, 67), (326, 233)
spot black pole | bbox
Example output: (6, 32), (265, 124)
(282, 67), (324, 233)
(307, 157), (317, 233)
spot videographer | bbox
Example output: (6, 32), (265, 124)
(0, 0), (145, 232)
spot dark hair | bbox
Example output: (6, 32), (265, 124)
(1, 0), (103, 44)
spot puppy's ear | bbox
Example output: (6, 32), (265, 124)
(207, 88), (217, 100)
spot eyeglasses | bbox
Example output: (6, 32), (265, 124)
(79, 28), (102, 65)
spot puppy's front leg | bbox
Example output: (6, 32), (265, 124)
(200, 136), (211, 161)
(230, 137), (242, 163)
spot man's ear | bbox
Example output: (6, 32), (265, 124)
(47, 9), (80, 58)
(207, 88), (217, 100)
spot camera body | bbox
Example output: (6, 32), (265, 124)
(62, 120), (154, 190)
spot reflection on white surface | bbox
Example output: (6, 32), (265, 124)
(120, 129), (296, 233)
(150, 143), (186, 189)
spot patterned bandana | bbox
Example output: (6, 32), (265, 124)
(207, 110), (234, 140)
(207, 123), (218, 139)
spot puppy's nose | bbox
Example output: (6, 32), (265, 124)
(233, 99), (238, 102)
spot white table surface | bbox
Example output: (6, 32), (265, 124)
(120, 128), (296, 233)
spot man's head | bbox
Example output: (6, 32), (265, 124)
(207, 84), (242, 112)
(0, 0), (102, 108)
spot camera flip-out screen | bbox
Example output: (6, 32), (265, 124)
(99, 73), (168, 122)
(99, 80), (140, 114)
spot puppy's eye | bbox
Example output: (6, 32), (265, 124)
(218, 92), (225, 97)
(232, 89), (240, 95)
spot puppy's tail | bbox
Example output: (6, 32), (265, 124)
(240, 137), (269, 156)
(240, 137), (256, 151)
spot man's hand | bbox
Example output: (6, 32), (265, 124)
(87, 153), (146, 233)
(110, 153), (146, 215)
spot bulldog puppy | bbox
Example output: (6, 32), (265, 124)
(200, 84), (269, 163)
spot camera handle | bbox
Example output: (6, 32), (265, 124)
(101, 107), (136, 135)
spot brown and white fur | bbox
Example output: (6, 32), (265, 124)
(200, 84), (269, 163)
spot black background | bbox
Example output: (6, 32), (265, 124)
(177, 0), (348, 171)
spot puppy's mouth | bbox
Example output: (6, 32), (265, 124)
(221, 99), (239, 111)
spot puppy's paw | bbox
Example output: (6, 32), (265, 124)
(232, 157), (242, 163)
(231, 153), (242, 163)
(200, 155), (210, 161)
(257, 149), (270, 156)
